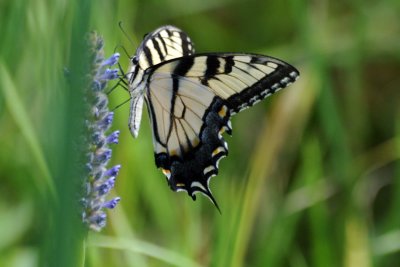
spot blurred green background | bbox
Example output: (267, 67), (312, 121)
(1, 0), (400, 266)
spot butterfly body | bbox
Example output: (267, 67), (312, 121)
(126, 25), (299, 208)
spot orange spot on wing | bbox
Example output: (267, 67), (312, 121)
(218, 105), (228, 118)
(162, 168), (171, 177)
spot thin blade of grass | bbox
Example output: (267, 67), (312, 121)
(0, 64), (55, 199)
(88, 235), (202, 267)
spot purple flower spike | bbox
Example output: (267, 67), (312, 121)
(103, 197), (121, 209)
(104, 165), (121, 177)
(82, 32), (121, 232)
(106, 130), (120, 144)
(101, 53), (120, 67)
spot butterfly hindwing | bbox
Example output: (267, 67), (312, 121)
(143, 53), (299, 208)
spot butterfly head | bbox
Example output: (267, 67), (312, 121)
(130, 55), (138, 65)
(126, 55), (145, 92)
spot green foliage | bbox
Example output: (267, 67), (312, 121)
(1, 0), (400, 266)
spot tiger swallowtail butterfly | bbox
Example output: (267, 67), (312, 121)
(125, 25), (299, 210)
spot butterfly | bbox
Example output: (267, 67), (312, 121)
(125, 25), (299, 210)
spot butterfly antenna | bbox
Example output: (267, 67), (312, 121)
(114, 44), (132, 60)
(119, 21), (136, 48)
(111, 97), (132, 111)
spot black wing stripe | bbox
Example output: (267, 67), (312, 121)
(151, 39), (165, 61)
(172, 57), (195, 77)
(145, 93), (166, 147)
(143, 46), (154, 67)
(167, 81), (178, 142)
(156, 34), (168, 55)
(201, 55), (220, 86)
(179, 31), (191, 55)
(224, 56), (235, 74)
(166, 29), (173, 36)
